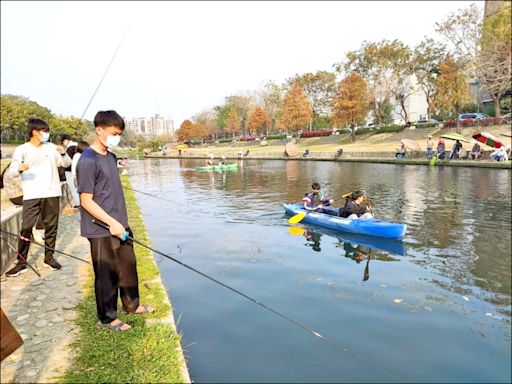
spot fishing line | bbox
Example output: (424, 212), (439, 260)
(92, 219), (402, 381)
(122, 186), (177, 203)
(0, 229), (90, 264)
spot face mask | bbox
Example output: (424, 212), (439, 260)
(105, 135), (121, 149)
(40, 132), (50, 142)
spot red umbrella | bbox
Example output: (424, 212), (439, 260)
(472, 131), (504, 148)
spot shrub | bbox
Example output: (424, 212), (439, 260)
(355, 127), (373, 135)
(239, 136), (257, 141)
(376, 124), (406, 133)
(266, 134), (287, 140)
(300, 129), (332, 138)
(218, 138), (232, 143)
(413, 122), (439, 128)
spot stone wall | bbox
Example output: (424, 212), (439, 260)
(1, 183), (72, 274)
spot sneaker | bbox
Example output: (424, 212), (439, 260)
(43, 258), (62, 270)
(6, 262), (28, 277)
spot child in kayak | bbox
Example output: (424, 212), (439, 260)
(339, 190), (373, 219)
(303, 182), (333, 213)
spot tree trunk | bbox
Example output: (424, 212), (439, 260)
(455, 107), (461, 133)
(351, 125), (356, 143)
(492, 93), (501, 117)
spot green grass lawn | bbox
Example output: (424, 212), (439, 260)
(63, 176), (186, 383)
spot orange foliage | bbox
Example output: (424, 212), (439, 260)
(278, 86), (313, 132)
(247, 107), (271, 135)
(331, 73), (370, 129)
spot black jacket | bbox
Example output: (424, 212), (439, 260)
(339, 198), (369, 218)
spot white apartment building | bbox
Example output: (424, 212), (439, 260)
(125, 114), (174, 136)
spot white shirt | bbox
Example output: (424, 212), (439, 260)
(7, 142), (71, 200)
(71, 152), (81, 187)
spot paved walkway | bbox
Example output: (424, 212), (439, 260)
(1, 212), (89, 383)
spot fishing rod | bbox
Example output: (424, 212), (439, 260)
(0, 229), (90, 264)
(1, 236), (41, 277)
(77, 28), (130, 123)
(123, 186), (178, 203)
(92, 219), (401, 381)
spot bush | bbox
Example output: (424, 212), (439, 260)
(443, 117), (504, 128)
(412, 122), (439, 128)
(218, 138), (232, 143)
(376, 124), (406, 133)
(239, 136), (257, 141)
(355, 127), (373, 135)
(300, 129), (332, 138)
(266, 134), (287, 140)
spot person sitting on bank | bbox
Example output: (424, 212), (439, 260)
(449, 140), (462, 160)
(339, 191), (373, 219)
(244, 149), (250, 157)
(436, 139), (446, 160)
(206, 154), (214, 166)
(219, 155), (226, 165)
(303, 182), (333, 213)
(302, 149), (310, 158)
(468, 142), (482, 160)
(395, 143), (406, 159)
(426, 135), (434, 158)
(335, 148), (343, 158)
(490, 146), (509, 162)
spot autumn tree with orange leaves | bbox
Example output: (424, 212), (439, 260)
(331, 73), (370, 142)
(433, 55), (471, 132)
(177, 119), (194, 142)
(225, 107), (241, 137)
(278, 86), (313, 133)
(247, 107), (271, 136)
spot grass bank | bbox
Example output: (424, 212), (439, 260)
(63, 176), (187, 383)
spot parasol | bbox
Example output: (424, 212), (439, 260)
(472, 131), (504, 148)
(174, 144), (189, 150)
(400, 139), (420, 151)
(439, 132), (471, 143)
(284, 143), (298, 157)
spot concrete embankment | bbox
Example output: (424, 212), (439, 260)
(145, 153), (512, 169)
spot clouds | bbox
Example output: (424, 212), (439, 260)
(1, 1), (479, 125)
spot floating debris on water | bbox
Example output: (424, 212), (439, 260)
(462, 296), (470, 302)
(393, 299), (403, 304)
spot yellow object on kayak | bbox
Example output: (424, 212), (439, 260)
(288, 212), (307, 224)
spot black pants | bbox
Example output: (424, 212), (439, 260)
(17, 197), (60, 261)
(88, 229), (140, 323)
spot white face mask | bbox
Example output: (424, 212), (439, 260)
(40, 132), (50, 142)
(105, 135), (121, 149)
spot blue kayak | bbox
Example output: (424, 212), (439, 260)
(283, 203), (407, 240)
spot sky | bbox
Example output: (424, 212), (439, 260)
(1, 1), (481, 126)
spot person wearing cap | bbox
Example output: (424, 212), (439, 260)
(469, 142), (482, 160)
(206, 154), (214, 166)
(426, 135), (434, 158)
(218, 155), (226, 165)
(4, 118), (72, 277)
(338, 190), (373, 219)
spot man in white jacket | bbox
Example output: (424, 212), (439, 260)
(5, 118), (72, 277)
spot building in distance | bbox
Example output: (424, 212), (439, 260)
(125, 114), (174, 137)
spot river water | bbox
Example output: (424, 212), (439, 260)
(128, 158), (511, 383)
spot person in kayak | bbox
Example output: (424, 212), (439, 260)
(219, 155), (226, 165)
(339, 190), (373, 219)
(206, 154), (214, 166)
(303, 182), (333, 213)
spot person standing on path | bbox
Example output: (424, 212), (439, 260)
(4, 118), (72, 277)
(76, 110), (154, 332)
(58, 134), (79, 208)
(426, 135), (434, 158)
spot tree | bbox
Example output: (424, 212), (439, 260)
(434, 55), (472, 132)
(247, 107), (271, 136)
(286, 71), (337, 128)
(339, 39), (412, 127)
(478, 3), (511, 117)
(189, 123), (207, 142)
(193, 109), (220, 140)
(176, 119), (194, 142)
(259, 81), (283, 132)
(0, 94), (52, 140)
(278, 85), (313, 133)
(413, 38), (448, 119)
(225, 107), (241, 137)
(331, 73), (370, 142)
(225, 94), (254, 136)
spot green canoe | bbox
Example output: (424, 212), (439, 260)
(196, 163), (238, 171)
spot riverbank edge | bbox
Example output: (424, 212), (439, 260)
(62, 176), (191, 383)
(145, 154), (512, 169)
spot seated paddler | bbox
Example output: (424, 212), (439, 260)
(303, 182), (333, 213)
(339, 190), (373, 219)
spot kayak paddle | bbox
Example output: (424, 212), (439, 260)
(363, 249), (371, 281)
(288, 212), (307, 224)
